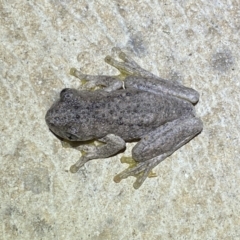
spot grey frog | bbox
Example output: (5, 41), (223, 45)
(45, 49), (203, 189)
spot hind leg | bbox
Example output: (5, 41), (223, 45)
(105, 47), (157, 78)
(114, 117), (203, 189)
(70, 48), (155, 92)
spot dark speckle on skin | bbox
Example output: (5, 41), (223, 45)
(45, 49), (203, 189)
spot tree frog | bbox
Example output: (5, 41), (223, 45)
(45, 49), (203, 189)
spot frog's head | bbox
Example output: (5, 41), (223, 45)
(45, 103), (79, 141)
(45, 88), (92, 142)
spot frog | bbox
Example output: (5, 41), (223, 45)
(45, 48), (203, 189)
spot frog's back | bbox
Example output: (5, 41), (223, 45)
(68, 88), (195, 141)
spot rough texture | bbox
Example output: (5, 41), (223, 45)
(1, 0), (240, 239)
(45, 61), (202, 189)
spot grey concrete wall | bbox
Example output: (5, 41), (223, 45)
(1, 1), (239, 239)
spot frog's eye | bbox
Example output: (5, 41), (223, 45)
(60, 88), (71, 99)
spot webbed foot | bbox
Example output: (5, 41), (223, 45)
(113, 156), (157, 189)
(105, 47), (156, 78)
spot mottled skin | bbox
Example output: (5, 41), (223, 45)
(45, 49), (203, 189)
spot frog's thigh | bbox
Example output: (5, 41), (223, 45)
(132, 117), (203, 162)
(125, 76), (199, 104)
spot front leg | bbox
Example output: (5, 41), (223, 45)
(70, 68), (123, 92)
(70, 134), (125, 173)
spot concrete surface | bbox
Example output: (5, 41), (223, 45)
(1, 0), (240, 239)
